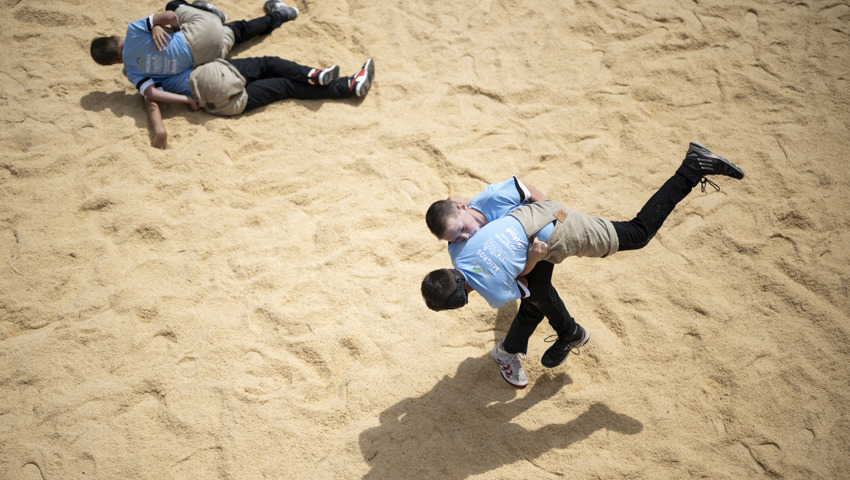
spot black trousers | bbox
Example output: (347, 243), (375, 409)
(225, 15), (284, 44)
(227, 57), (354, 112)
(611, 170), (698, 251)
(502, 261), (574, 354)
(502, 170), (699, 355)
(165, 0), (285, 44)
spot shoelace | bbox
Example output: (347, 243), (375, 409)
(503, 351), (526, 362)
(700, 177), (720, 193)
(504, 351), (526, 370)
(544, 334), (583, 355)
(497, 338), (525, 362)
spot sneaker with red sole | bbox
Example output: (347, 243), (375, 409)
(349, 58), (375, 97)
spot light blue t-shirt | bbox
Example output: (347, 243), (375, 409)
(157, 69), (194, 96)
(123, 16), (194, 92)
(457, 175), (555, 244)
(449, 216), (529, 308)
(468, 176), (531, 222)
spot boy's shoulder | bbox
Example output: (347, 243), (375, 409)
(470, 177), (529, 221)
(476, 176), (528, 201)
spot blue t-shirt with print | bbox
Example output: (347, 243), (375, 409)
(123, 16), (194, 91)
(449, 216), (529, 308)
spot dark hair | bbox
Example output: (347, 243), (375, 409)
(421, 268), (467, 311)
(425, 200), (457, 238)
(90, 36), (121, 65)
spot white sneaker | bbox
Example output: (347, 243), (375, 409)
(490, 340), (528, 388)
(349, 58), (375, 97)
(307, 65), (339, 86)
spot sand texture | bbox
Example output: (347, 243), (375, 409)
(1, 0), (849, 478)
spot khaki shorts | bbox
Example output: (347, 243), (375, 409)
(176, 5), (235, 67)
(189, 59), (248, 116)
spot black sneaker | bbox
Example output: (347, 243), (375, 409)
(541, 325), (590, 368)
(682, 142), (745, 180)
(263, 0), (299, 20)
(192, 1), (227, 23)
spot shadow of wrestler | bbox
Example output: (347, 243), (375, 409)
(358, 355), (643, 479)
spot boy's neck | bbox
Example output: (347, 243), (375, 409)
(469, 207), (488, 228)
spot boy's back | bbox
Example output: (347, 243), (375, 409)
(123, 17), (193, 87)
(467, 176), (532, 222)
(448, 216), (530, 308)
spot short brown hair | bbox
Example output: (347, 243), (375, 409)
(425, 200), (458, 238)
(421, 268), (466, 311)
(90, 36), (122, 65)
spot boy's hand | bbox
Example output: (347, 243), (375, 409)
(153, 129), (168, 149)
(517, 237), (548, 278)
(152, 24), (171, 51)
(529, 237), (549, 259)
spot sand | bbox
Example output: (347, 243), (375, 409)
(1, 0), (849, 478)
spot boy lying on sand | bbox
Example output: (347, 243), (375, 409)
(142, 56), (374, 149)
(91, 1), (373, 149)
(91, 0), (298, 89)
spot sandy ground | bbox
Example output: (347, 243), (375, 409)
(1, 0), (849, 478)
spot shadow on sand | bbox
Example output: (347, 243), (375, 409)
(359, 354), (643, 479)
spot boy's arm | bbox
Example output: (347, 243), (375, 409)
(150, 12), (179, 50)
(151, 11), (180, 29)
(143, 84), (199, 109)
(145, 98), (168, 150)
(526, 184), (548, 202)
(518, 237), (548, 278)
(517, 277), (528, 290)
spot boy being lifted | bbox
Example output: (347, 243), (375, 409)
(422, 142), (745, 388)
